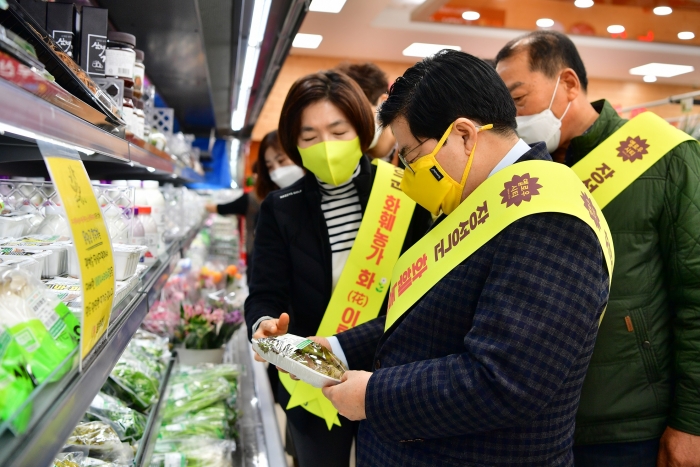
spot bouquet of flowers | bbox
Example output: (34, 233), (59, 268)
(174, 299), (243, 350)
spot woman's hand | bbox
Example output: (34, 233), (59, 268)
(252, 313), (290, 362)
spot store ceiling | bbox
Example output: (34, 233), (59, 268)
(99, 0), (307, 138)
(293, 0), (700, 87)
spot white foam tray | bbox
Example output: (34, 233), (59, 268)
(252, 338), (342, 389)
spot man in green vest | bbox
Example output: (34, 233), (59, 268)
(496, 31), (700, 467)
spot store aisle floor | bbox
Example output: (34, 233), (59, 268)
(274, 404), (356, 467)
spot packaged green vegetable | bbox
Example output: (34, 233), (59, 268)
(150, 437), (235, 467)
(162, 376), (232, 420)
(86, 392), (147, 442)
(0, 359), (33, 433)
(0, 268), (77, 383)
(102, 356), (159, 412)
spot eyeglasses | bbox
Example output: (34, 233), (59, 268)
(399, 122), (493, 174)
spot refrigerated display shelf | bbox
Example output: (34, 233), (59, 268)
(0, 77), (204, 184)
(0, 227), (201, 467)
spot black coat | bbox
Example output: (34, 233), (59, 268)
(244, 155), (432, 341)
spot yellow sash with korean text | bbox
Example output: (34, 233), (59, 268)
(279, 159), (416, 429)
(385, 161), (615, 332)
(571, 111), (695, 209)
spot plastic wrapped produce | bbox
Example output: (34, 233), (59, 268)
(150, 437), (235, 467)
(253, 334), (347, 388)
(0, 267), (78, 383)
(86, 392), (147, 442)
(53, 452), (84, 467)
(102, 355), (160, 412)
(65, 422), (134, 464)
(162, 375), (232, 420)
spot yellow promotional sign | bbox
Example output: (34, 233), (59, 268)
(385, 161), (615, 332)
(37, 142), (115, 363)
(571, 111), (695, 209)
(279, 159), (416, 429)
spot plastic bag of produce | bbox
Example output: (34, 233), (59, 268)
(86, 392), (147, 442)
(53, 451), (84, 467)
(253, 334), (347, 388)
(102, 354), (160, 412)
(125, 330), (170, 380)
(162, 375), (232, 420)
(150, 437), (235, 467)
(162, 402), (236, 440)
(0, 330), (33, 433)
(0, 267), (78, 383)
(65, 422), (134, 464)
(176, 363), (239, 382)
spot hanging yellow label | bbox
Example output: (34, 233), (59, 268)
(38, 142), (115, 363)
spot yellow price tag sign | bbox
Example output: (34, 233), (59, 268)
(37, 141), (115, 363)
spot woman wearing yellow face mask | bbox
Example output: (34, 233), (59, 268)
(244, 70), (432, 467)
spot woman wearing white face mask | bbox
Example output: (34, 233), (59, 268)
(245, 71), (432, 467)
(206, 130), (304, 257)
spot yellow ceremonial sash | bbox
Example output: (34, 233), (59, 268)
(279, 160), (416, 429)
(385, 161), (615, 332)
(571, 111), (696, 209)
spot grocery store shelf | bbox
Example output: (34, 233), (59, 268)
(0, 228), (200, 467)
(0, 78), (204, 184)
(134, 356), (177, 467)
(229, 328), (287, 467)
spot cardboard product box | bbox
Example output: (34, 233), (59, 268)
(46, 2), (74, 58)
(76, 6), (107, 77)
(16, 0), (46, 30)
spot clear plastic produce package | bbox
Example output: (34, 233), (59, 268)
(150, 437), (235, 467)
(86, 392), (148, 442)
(253, 334), (347, 388)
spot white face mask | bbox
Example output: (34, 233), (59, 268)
(269, 165), (305, 189)
(515, 76), (571, 153)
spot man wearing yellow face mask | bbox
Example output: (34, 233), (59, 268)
(245, 70), (432, 467)
(303, 50), (614, 466)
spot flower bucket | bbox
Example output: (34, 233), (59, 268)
(177, 347), (225, 365)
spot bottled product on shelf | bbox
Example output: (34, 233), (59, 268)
(138, 206), (158, 264)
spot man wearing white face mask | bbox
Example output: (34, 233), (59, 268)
(496, 31), (700, 467)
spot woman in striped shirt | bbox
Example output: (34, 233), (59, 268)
(245, 70), (431, 467)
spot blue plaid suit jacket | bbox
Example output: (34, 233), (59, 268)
(336, 145), (610, 466)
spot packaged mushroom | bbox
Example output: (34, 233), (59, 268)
(252, 334), (347, 388)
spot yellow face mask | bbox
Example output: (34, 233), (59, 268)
(400, 122), (493, 216)
(297, 137), (363, 186)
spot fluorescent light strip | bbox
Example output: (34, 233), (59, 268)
(231, 0), (273, 131)
(293, 33), (323, 49)
(629, 62), (695, 78)
(0, 122), (96, 155)
(402, 42), (461, 57)
(309, 0), (346, 14)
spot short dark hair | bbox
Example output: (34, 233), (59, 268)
(495, 31), (588, 92)
(379, 50), (517, 141)
(279, 70), (375, 166)
(255, 130), (283, 200)
(334, 62), (388, 105)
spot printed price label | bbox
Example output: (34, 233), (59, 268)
(37, 141), (115, 366)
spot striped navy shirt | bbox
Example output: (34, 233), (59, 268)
(318, 164), (362, 289)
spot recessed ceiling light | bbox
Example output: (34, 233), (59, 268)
(292, 33), (323, 49)
(574, 0), (594, 7)
(607, 25), (625, 34)
(630, 62), (695, 77)
(309, 0), (346, 13)
(653, 6), (672, 15)
(402, 42), (461, 57)
(643, 75), (657, 83)
(462, 11), (480, 21)
(678, 31), (695, 40)
(536, 18), (554, 28)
